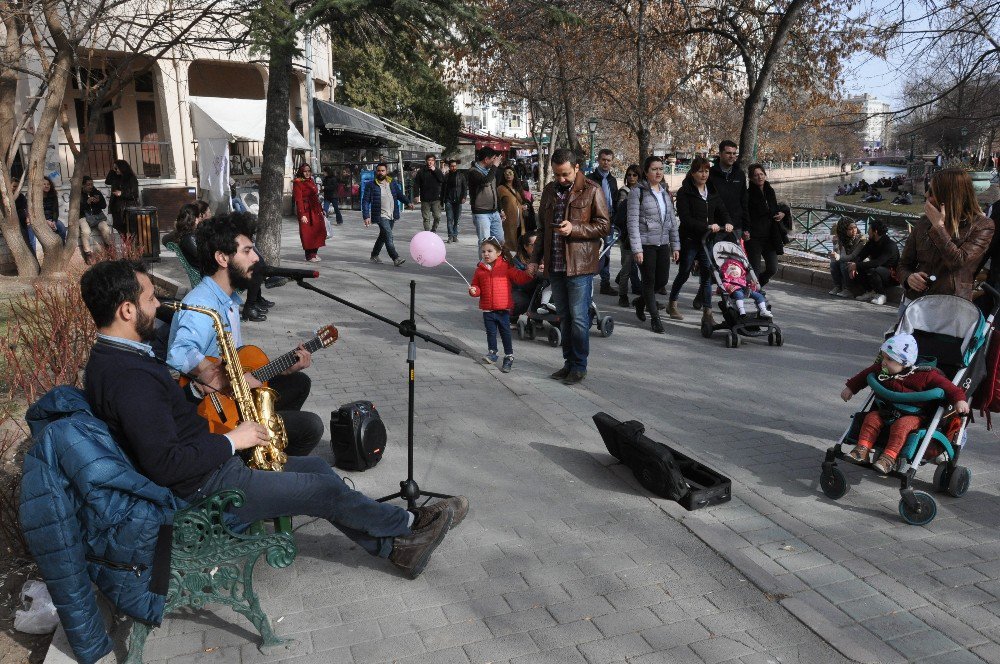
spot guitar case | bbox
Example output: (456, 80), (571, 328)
(330, 401), (387, 471)
(593, 412), (731, 510)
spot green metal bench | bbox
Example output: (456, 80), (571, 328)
(163, 241), (202, 289)
(124, 489), (297, 663)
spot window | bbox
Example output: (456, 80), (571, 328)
(134, 71), (154, 93)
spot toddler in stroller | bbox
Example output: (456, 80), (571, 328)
(720, 258), (772, 319)
(841, 333), (969, 474)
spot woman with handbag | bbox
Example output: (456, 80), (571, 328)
(744, 164), (785, 289)
(79, 176), (112, 262)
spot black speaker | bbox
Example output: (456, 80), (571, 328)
(330, 401), (387, 471)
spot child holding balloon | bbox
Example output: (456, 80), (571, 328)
(469, 236), (534, 373)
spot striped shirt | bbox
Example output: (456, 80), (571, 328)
(550, 184), (571, 272)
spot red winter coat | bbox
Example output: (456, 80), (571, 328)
(845, 362), (966, 405)
(470, 258), (533, 311)
(293, 177), (326, 252)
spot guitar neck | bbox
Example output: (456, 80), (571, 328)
(251, 336), (324, 383)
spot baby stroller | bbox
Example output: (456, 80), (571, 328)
(519, 229), (618, 347)
(699, 231), (783, 348)
(820, 292), (998, 525)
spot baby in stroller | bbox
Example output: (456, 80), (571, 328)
(841, 333), (969, 474)
(720, 258), (772, 318)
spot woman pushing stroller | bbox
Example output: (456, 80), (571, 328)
(841, 333), (969, 474)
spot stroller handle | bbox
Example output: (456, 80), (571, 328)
(866, 374), (946, 405)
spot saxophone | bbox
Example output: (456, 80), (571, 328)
(164, 302), (289, 471)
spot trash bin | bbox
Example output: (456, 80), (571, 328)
(125, 206), (160, 262)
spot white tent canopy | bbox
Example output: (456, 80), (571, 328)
(188, 96), (310, 211)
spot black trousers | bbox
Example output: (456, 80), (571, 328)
(243, 250), (267, 311)
(270, 372), (323, 457)
(744, 239), (778, 287)
(640, 244), (672, 319)
(857, 264), (896, 294)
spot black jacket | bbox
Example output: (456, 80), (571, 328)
(442, 170), (468, 203)
(587, 169), (619, 215)
(321, 174), (339, 202)
(675, 178), (731, 245)
(84, 342), (233, 498)
(43, 194), (59, 221)
(81, 187), (107, 217)
(709, 163), (749, 233)
(414, 166), (444, 201)
(855, 235), (899, 269)
(747, 182), (790, 252)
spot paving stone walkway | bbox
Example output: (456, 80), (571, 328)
(44, 206), (1000, 663)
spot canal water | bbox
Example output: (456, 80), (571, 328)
(770, 165), (910, 256)
(771, 165), (907, 208)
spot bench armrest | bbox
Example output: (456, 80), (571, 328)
(866, 373), (945, 405)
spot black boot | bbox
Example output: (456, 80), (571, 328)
(618, 293), (630, 307)
(241, 305), (267, 322)
(650, 317), (665, 334)
(635, 298), (646, 322)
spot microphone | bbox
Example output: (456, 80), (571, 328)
(264, 265), (320, 280)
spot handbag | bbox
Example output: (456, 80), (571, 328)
(84, 211), (108, 228)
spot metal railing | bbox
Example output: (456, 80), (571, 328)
(786, 206), (912, 257)
(20, 141), (173, 180)
(665, 158), (841, 175)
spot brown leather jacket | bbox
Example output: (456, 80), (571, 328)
(531, 171), (611, 277)
(897, 214), (995, 301)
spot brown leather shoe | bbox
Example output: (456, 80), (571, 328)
(389, 508), (453, 579)
(412, 496), (469, 530)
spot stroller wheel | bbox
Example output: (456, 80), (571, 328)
(599, 316), (614, 337)
(517, 319), (527, 340)
(899, 491), (937, 525)
(947, 466), (972, 497)
(726, 331), (740, 348)
(700, 321), (713, 338)
(820, 466), (849, 500)
(548, 327), (561, 347)
(932, 464), (950, 492)
(773, 329), (783, 347)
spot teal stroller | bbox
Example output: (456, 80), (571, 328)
(820, 293), (996, 525)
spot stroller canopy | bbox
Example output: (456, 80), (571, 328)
(897, 295), (987, 367)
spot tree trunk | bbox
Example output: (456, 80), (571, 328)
(257, 42), (294, 265)
(737, 0), (809, 167)
(637, 126), (651, 162)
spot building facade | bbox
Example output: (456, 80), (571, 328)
(847, 94), (893, 153)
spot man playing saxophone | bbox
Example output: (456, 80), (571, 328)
(166, 212), (321, 457)
(82, 259), (464, 578)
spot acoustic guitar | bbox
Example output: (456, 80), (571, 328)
(184, 324), (339, 434)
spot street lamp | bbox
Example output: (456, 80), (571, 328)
(588, 117), (598, 170)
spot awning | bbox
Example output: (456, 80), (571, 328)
(314, 99), (442, 155)
(189, 96), (310, 149)
(459, 131), (514, 153)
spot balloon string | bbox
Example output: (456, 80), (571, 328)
(443, 260), (471, 287)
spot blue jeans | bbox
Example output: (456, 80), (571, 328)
(372, 216), (398, 260)
(473, 211), (503, 244)
(549, 272), (593, 372)
(830, 257), (852, 289)
(731, 288), (766, 306)
(669, 243), (712, 307)
(194, 456), (411, 558)
(323, 197), (343, 224)
(483, 310), (513, 355)
(445, 201), (462, 238)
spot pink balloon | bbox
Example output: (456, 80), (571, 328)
(409, 231), (447, 267)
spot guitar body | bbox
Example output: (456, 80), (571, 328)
(184, 345), (271, 434)
(177, 323), (338, 434)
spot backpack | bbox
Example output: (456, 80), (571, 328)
(613, 188), (643, 239)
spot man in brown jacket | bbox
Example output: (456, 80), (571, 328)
(527, 149), (611, 385)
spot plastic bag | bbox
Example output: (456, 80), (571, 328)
(13, 580), (59, 634)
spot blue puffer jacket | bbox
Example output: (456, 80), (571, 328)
(19, 387), (179, 664)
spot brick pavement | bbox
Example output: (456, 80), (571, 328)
(45, 206), (999, 663)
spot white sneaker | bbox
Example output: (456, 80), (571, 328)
(870, 294), (887, 305)
(758, 307), (773, 318)
(536, 306), (549, 315)
(828, 287), (842, 296)
(855, 291), (875, 301)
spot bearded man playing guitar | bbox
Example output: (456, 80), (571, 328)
(167, 212), (323, 457)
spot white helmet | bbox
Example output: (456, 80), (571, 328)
(880, 333), (918, 367)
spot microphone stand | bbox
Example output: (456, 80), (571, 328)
(294, 277), (460, 510)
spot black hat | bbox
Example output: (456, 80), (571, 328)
(476, 146), (500, 161)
